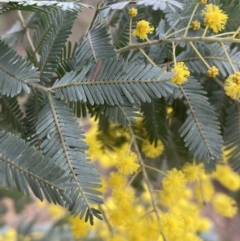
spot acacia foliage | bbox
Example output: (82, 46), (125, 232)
(0, 0), (239, 224)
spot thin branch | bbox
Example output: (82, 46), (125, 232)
(127, 169), (141, 187)
(220, 42), (236, 73)
(139, 48), (156, 66)
(17, 11), (40, 64)
(144, 164), (166, 176)
(117, 35), (240, 54)
(183, 2), (199, 37)
(47, 93), (92, 212)
(98, 205), (114, 235)
(129, 126), (160, 222)
(189, 41), (210, 68)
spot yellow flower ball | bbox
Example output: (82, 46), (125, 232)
(115, 151), (139, 175)
(159, 211), (185, 240)
(109, 172), (127, 189)
(213, 193), (238, 217)
(212, 165), (240, 191)
(162, 168), (186, 191)
(141, 139), (164, 158)
(202, 4), (228, 33)
(198, 0), (207, 3)
(128, 8), (138, 17)
(112, 187), (135, 208)
(224, 72), (240, 100)
(171, 62), (190, 85)
(133, 20), (154, 40)
(207, 66), (219, 77)
(191, 20), (201, 31)
(182, 162), (205, 182)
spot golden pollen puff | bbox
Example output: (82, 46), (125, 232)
(207, 66), (219, 77)
(170, 62), (190, 85)
(233, 72), (240, 85)
(132, 20), (154, 40)
(202, 4), (228, 33)
(198, 0), (208, 3)
(191, 20), (201, 31)
(224, 72), (240, 100)
(128, 8), (138, 17)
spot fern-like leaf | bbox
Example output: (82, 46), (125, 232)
(0, 40), (39, 96)
(137, 0), (183, 10)
(56, 41), (77, 78)
(0, 132), (73, 205)
(33, 9), (78, 81)
(0, 1), (92, 11)
(141, 97), (167, 145)
(165, 127), (192, 169)
(90, 97), (141, 127)
(112, 6), (146, 50)
(22, 91), (46, 147)
(52, 59), (175, 106)
(75, 25), (116, 69)
(0, 96), (25, 136)
(178, 43), (240, 77)
(177, 78), (223, 169)
(36, 96), (103, 222)
(223, 102), (240, 169)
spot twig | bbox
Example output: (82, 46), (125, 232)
(129, 126), (160, 222)
(17, 11), (40, 64)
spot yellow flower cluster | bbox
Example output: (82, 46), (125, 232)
(141, 139), (164, 158)
(133, 20), (154, 40)
(158, 166), (212, 240)
(198, 0), (207, 3)
(171, 62), (190, 85)
(212, 164), (240, 191)
(115, 151), (139, 174)
(213, 193), (237, 217)
(207, 66), (219, 77)
(202, 4), (228, 33)
(128, 8), (138, 17)
(224, 72), (240, 100)
(191, 20), (201, 31)
(65, 120), (240, 241)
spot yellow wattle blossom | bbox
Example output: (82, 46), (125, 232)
(109, 172), (127, 189)
(171, 62), (190, 85)
(141, 139), (164, 158)
(0, 229), (16, 241)
(179, 232), (203, 241)
(107, 235), (127, 241)
(159, 211), (185, 240)
(196, 217), (211, 232)
(160, 188), (187, 207)
(198, 0), (207, 3)
(48, 204), (65, 220)
(112, 187), (135, 208)
(129, 8), (138, 17)
(207, 66), (219, 77)
(133, 20), (154, 40)
(162, 168), (186, 191)
(182, 162), (205, 182)
(202, 4), (228, 33)
(142, 218), (160, 240)
(194, 178), (214, 203)
(213, 193), (238, 217)
(115, 151), (139, 175)
(191, 20), (201, 31)
(212, 164), (240, 191)
(224, 72), (240, 100)
(69, 216), (90, 238)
